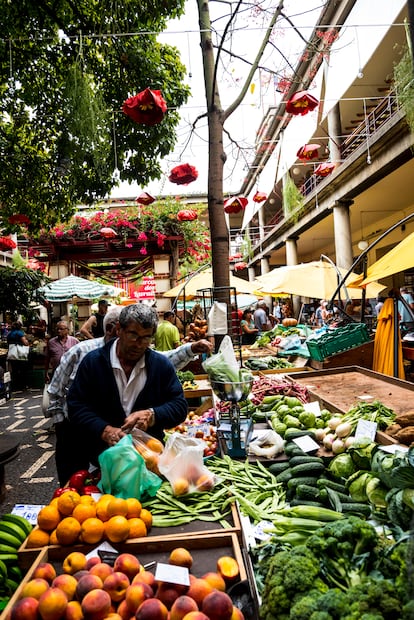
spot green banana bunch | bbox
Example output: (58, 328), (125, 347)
(0, 514), (32, 599)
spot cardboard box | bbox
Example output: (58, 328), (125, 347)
(5, 533), (249, 620)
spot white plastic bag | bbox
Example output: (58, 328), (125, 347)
(248, 430), (285, 458)
(207, 301), (228, 335)
(202, 335), (240, 382)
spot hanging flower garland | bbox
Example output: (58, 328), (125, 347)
(233, 261), (247, 271)
(122, 88), (167, 126)
(169, 164), (198, 185)
(8, 214), (31, 226)
(296, 144), (320, 161)
(286, 91), (319, 116)
(0, 236), (17, 251)
(224, 196), (248, 214)
(314, 162), (336, 177)
(253, 191), (267, 203)
(177, 209), (198, 221)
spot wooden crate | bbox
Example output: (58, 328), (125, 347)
(5, 533), (248, 620)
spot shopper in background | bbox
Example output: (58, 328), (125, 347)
(154, 311), (180, 351)
(6, 320), (30, 391)
(240, 309), (259, 345)
(253, 301), (269, 334)
(44, 320), (78, 382)
(80, 299), (109, 339)
(398, 287), (414, 326)
(374, 296), (385, 317)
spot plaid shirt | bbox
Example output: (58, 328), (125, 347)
(47, 339), (196, 423)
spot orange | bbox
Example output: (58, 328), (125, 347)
(37, 505), (61, 531)
(105, 515), (130, 543)
(55, 517), (81, 545)
(79, 494), (96, 506)
(146, 438), (164, 454)
(57, 491), (81, 516)
(50, 497), (60, 508)
(172, 477), (189, 496)
(96, 494), (116, 522)
(25, 527), (50, 548)
(49, 529), (59, 545)
(125, 497), (142, 519)
(138, 508), (152, 531)
(79, 517), (105, 544)
(106, 497), (129, 518)
(72, 502), (96, 523)
(127, 518), (147, 539)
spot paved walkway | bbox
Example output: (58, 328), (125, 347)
(0, 388), (58, 514)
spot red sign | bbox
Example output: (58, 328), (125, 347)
(136, 277), (156, 300)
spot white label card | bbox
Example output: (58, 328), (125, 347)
(303, 401), (321, 416)
(293, 435), (320, 452)
(12, 504), (45, 525)
(355, 419), (377, 441)
(155, 563), (190, 586)
(379, 444), (409, 454)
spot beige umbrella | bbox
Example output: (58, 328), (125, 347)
(348, 231), (414, 287)
(254, 260), (385, 300)
(163, 267), (258, 299)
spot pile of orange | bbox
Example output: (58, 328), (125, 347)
(26, 492), (152, 549)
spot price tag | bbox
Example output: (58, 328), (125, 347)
(303, 401), (321, 416)
(155, 563), (190, 586)
(357, 394), (374, 401)
(379, 444), (409, 454)
(12, 504), (45, 525)
(252, 520), (274, 541)
(355, 419), (377, 441)
(293, 435), (320, 452)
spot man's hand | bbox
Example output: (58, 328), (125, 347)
(122, 409), (154, 433)
(102, 425), (125, 446)
(190, 339), (213, 355)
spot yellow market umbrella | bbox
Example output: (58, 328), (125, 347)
(253, 260), (385, 300)
(163, 267), (258, 299)
(372, 297), (404, 378)
(349, 231), (414, 286)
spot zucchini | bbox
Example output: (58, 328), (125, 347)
(340, 503), (372, 517)
(284, 428), (316, 442)
(287, 476), (320, 490)
(290, 462), (325, 477)
(296, 484), (322, 501)
(289, 455), (324, 467)
(268, 461), (291, 476)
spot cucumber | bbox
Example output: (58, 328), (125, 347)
(287, 476), (320, 489)
(283, 441), (301, 456)
(290, 462), (325, 477)
(289, 498), (327, 508)
(289, 455), (324, 467)
(268, 461), (291, 476)
(296, 484), (322, 501)
(319, 488), (353, 504)
(284, 428), (316, 442)
(340, 503), (372, 517)
(317, 478), (348, 494)
(275, 468), (293, 484)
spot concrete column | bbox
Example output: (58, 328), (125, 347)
(258, 206), (265, 241)
(285, 237), (298, 266)
(333, 200), (354, 270)
(327, 104), (342, 164)
(260, 256), (270, 274)
(248, 266), (256, 282)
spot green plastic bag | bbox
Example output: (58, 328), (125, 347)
(98, 434), (162, 500)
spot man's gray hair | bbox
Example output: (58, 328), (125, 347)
(103, 306), (123, 331)
(119, 304), (159, 331)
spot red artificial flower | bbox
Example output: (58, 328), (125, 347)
(100, 227), (117, 239)
(169, 163), (198, 185)
(314, 162), (336, 177)
(229, 253), (243, 261)
(177, 209), (198, 222)
(0, 236), (17, 251)
(286, 91), (319, 116)
(233, 262), (248, 271)
(253, 191), (267, 203)
(296, 144), (320, 161)
(223, 196), (248, 214)
(8, 214), (31, 226)
(122, 88), (167, 126)
(135, 192), (155, 205)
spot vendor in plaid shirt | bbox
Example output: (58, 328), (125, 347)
(47, 306), (212, 485)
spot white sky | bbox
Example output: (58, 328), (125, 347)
(110, 0), (324, 200)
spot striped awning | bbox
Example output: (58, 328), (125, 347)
(38, 274), (117, 302)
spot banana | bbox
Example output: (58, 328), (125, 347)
(0, 559), (7, 582)
(7, 565), (22, 582)
(0, 553), (18, 565)
(0, 531), (21, 550)
(6, 579), (19, 594)
(0, 521), (27, 544)
(1, 514), (32, 537)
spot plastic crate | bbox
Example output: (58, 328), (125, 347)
(307, 323), (370, 361)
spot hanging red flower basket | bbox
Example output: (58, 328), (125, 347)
(0, 236), (17, 251)
(135, 192), (155, 206)
(314, 162), (336, 177)
(233, 262), (248, 271)
(100, 227), (117, 239)
(253, 191), (267, 203)
(177, 209), (198, 221)
(286, 91), (319, 116)
(229, 253), (243, 261)
(296, 144), (320, 161)
(8, 214), (31, 226)
(122, 88), (167, 126)
(223, 196), (248, 214)
(169, 164), (198, 185)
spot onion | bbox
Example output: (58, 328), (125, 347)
(328, 416), (343, 431)
(314, 428), (326, 442)
(335, 422), (353, 439)
(332, 438), (346, 454)
(323, 433), (335, 450)
(344, 435), (356, 448)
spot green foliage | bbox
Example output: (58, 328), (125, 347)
(0, 266), (48, 320)
(394, 41), (414, 136)
(0, 0), (190, 233)
(282, 174), (304, 221)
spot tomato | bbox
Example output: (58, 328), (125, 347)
(68, 469), (90, 490)
(82, 485), (101, 495)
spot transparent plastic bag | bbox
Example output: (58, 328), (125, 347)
(202, 335), (240, 383)
(158, 432), (216, 496)
(130, 428), (164, 476)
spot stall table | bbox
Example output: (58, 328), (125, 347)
(0, 434), (20, 502)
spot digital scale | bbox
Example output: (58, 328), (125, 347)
(211, 379), (254, 457)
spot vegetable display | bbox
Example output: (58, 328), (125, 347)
(244, 357), (293, 371)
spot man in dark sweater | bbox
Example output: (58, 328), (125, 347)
(67, 304), (187, 469)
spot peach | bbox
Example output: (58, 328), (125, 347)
(19, 578), (50, 600)
(103, 571), (130, 603)
(135, 598), (168, 620)
(32, 562), (57, 584)
(89, 562), (114, 582)
(124, 582), (153, 614)
(201, 590), (233, 620)
(181, 613), (209, 620)
(81, 589), (111, 620)
(38, 586), (68, 620)
(155, 583), (180, 610)
(113, 553), (141, 581)
(168, 548), (193, 569)
(64, 600), (84, 620)
(73, 570), (90, 582)
(10, 597), (39, 620)
(230, 607), (245, 620)
(201, 572), (226, 592)
(131, 570), (156, 594)
(105, 614), (123, 620)
(52, 574), (79, 601)
(169, 595), (199, 620)
(115, 599), (130, 620)
(76, 574), (104, 601)
(216, 556), (239, 584)
(186, 578), (214, 606)
(86, 557), (101, 570)
(63, 552), (88, 575)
